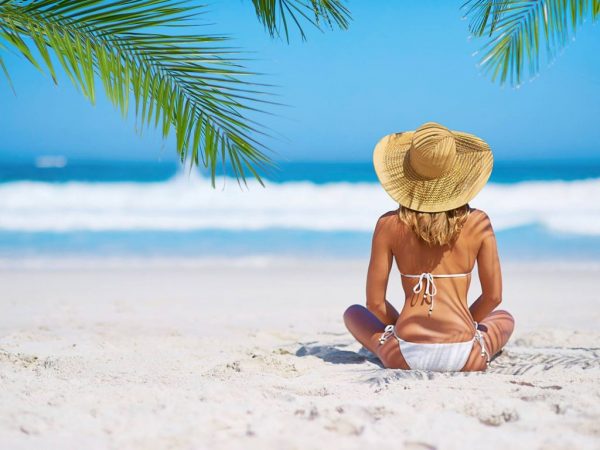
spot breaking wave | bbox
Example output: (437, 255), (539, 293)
(0, 172), (599, 235)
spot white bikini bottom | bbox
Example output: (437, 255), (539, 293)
(379, 323), (490, 372)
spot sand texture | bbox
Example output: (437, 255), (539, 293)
(0, 260), (599, 450)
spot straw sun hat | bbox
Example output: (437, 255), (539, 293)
(373, 122), (493, 213)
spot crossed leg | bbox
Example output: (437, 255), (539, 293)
(343, 304), (410, 369)
(462, 309), (515, 371)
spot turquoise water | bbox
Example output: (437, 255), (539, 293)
(1, 226), (599, 262)
(1, 159), (599, 261)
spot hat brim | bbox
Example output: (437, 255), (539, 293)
(373, 130), (493, 213)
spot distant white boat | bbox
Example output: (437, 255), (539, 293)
(35, 156), (68, 168)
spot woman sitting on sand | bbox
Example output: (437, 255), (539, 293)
(344, 122), (514, 372)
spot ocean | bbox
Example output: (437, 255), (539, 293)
(1, 159), (600, 263)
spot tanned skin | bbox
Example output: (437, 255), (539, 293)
(343, 208), (514, 371)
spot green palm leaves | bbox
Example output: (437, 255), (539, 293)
(464, 0), (600, 85)
(0, 0), (276, 185)
(251, 0), (350, 41)
(0, 0), (350, 185)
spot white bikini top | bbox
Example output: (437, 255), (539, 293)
(400, 272), (471, 316)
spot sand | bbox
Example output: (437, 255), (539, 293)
(0, 259), (599, 450)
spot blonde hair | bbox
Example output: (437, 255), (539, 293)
(398, 204), (470, 246)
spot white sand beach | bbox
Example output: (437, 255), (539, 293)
(0, 259), (599, 450)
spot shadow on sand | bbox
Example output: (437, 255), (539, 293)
(295, 342), (383, 367)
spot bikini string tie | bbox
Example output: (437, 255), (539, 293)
(411, 272), (437, 316)
(473, 322), (491, 366)
(379, 324), (396, 345)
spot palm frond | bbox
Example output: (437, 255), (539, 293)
(464, 0), (600, 85)
(251, 0), (350, 41)
(0, 0), (275, 186)
(0, 40), (13, 92)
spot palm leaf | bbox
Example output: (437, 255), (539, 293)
(0, 0), (275, 186)
(464, 0), (600, 85)
(251, 0), (350, 41)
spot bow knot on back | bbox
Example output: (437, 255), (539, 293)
(412, 272), (437, 316)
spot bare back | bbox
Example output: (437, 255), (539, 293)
(369, 208), (501, 344)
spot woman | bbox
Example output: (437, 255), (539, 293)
(344, 122), (514, 372)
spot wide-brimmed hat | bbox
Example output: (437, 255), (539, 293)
(373, 122), (493, 213)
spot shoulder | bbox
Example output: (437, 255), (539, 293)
(467, 208), (492, 226)
(373, 209), (403, 242)
(466, 208), (495, 239)
(375, 209), (400, 229)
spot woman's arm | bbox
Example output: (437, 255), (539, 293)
(470, 215), (502, 323)
(366, 215), (400, 325)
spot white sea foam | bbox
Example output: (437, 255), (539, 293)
(0, 173), (599, 235)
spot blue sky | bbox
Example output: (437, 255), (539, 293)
(0, 1), (599, 163)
